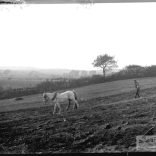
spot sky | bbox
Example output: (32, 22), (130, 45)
(0, 3), (156, 71)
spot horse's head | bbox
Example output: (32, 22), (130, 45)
(43, 93), (48, 104)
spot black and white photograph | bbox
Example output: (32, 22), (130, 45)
(1, 0), (156, 154)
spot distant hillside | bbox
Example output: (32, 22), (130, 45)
(0, 67), (104, 89)
(0, 68), (102, 79)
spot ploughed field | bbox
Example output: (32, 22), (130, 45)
(1, 77), (156, 153)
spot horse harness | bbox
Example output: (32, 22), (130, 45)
(51, 92), (57, 101)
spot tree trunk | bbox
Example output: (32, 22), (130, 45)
(103, 68), (106, 79)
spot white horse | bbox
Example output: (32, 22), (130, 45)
(43, 90), (79, 114)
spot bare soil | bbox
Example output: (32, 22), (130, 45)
(1, 86), (156, 153)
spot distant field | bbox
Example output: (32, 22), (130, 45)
(1, 77), (156, 153)
(76, 77), (156, 99)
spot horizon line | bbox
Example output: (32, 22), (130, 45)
(0, 66), (104, 71)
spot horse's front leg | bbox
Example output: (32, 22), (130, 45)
(53, 103), (57, 115)
(75, 100), (79, 109)
(57, 102), (61, 114)
(72, 100), (77, 110)
(66, 99), (71, 111)
(73, 100), (79, 110)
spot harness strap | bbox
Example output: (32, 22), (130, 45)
(73, 90), (78, 100)
(44, 94), (47, 99)
(52, 92), (57, 101)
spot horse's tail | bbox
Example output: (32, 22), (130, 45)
(73, 90), (78, 100)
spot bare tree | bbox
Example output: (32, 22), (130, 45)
(92, 54), (118, 78)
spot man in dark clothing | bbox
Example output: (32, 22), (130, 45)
(134, 80), (140, 98)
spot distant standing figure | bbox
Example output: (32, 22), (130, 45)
(134, 80), (140, 98)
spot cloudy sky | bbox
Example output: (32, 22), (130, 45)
(0, 3), (156, 70)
